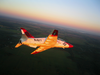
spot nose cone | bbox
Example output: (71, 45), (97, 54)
(66, 43), (73, 48)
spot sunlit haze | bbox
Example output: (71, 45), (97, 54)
(0, 0), (100, 35)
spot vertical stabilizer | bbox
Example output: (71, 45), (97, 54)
(15, 28), (31, 48)
(21, 28), (34, 38)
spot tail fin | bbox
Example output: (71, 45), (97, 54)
(21, 28), (34, 38)
(15, 28), (34, 48)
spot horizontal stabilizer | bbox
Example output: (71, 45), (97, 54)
(15, 43), (22, 48)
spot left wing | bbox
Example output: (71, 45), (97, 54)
(31, 46), (51, 54)
(31, 29), (58, 54)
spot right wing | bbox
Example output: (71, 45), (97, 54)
(31, 29), (58, 54)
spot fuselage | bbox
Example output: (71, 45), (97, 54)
(22, 37), (72, 48)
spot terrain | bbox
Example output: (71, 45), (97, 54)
(0, 16), (100, 75)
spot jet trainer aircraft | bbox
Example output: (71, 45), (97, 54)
(15, 28), (73, 54)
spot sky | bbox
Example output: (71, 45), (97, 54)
(0, 0), (100, 35)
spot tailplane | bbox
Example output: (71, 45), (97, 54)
(15, 34), (28, 48)
(15, 41), (22, 48)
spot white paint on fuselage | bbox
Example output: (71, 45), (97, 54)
(23, 37), (69, 48)
(27, 38), (46, 44)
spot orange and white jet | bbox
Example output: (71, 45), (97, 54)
(15, 28), (73, 54)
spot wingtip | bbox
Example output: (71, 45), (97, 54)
(51, 29), (58, 36)
(31, 51), (40, 54)
(67, 43), (73, 48)
(20, 27), (24, 29)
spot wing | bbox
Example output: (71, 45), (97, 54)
(31, 46), (51, 54)
(31, 29), (58, 54)
(43, 29), (58, 46)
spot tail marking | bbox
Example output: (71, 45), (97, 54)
(21, 28), (34, 38)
